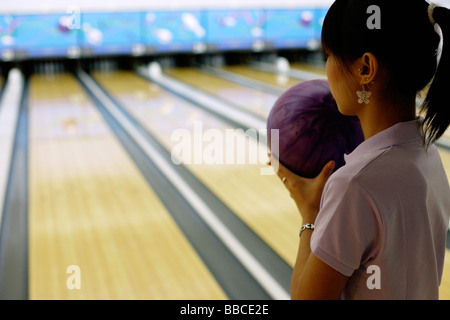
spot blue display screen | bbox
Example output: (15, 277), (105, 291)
(206, 9), (266, 50)
(80, 11), (141, 55)
(0, 15), (16, 50)
(3, 13), (79, 57)
(265, 9), (319, 49)
(142, 10), (207, 53)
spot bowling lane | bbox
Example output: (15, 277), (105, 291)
(222, 65), (300, 89)
(164, 67), (278, 119)
(92, 70), (300, 267)
(290, 62), (327, 75)
(28, 73), (227, 299)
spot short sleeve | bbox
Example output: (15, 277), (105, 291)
(310, 174), (380, 277)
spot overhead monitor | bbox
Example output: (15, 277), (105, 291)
(205, 9), (267, 51)
(265, 8), (319, 50)
(0, 15), (16, 60)
(142, 10), (207, 53)
(79, 11), (142, 56)
(3, 13), (79, 59)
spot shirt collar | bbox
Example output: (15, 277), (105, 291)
(344, 118), (424, 163)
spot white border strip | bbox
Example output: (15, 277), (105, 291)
(0, 69), (23, 228)
(250, 60), (327, 81)
(200, 65), (285, 96)
(78, 70), (290, 300)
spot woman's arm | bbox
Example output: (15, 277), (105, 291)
(291, 230), (349, 299)
(270, 157), (348, 299)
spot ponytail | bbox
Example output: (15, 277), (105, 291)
(421, 5), (450, 146)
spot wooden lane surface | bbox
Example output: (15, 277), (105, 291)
(28, 73), (226, 299)
(164, 67), (277, 119)
(92, 70), (301, 267)
(222, 65), (300, 89)
(290, 62), (327, 75)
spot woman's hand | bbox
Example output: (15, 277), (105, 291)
(269, 155), (335, 222)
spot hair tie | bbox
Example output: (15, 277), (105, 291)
(428, 3), (437, 25)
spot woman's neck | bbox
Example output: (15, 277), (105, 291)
(357, 96), (417, 140)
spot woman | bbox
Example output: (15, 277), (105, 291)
(272, 0), (450, 299)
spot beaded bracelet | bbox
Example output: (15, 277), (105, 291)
(299, 223), (315, 238)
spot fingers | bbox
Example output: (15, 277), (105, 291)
(268, 153), (285, 179)
(268, 152), (336, 189)
(270, 155), (289, 180)
(320, 160), (335, 179)
(267, 159), (336, 219)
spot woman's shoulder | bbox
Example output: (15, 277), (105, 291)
(330, 142), (445, 203)
(331, 147), (391, 184)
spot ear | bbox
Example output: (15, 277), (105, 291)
(357, 52), (378, 85)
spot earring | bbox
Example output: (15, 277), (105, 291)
(356, 84), (371, 104)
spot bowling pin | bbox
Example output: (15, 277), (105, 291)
(148, 62), (162, 79)
(276, 57), (290, 74)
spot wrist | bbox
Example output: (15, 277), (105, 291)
(299, 207), (319, 224)
(299, 223), (315, 238)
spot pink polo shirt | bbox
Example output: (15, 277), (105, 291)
(310, 119), (450, 299)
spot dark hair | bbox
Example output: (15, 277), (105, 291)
(321, 0), (450, 146)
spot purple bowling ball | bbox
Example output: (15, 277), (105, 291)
(267, 79), (364, 178)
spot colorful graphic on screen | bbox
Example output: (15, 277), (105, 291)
(206, 9), (267, 50)
(265, 9), (319, 49)
(0, 15), (17, 49)
(80, 11), (141, 55)
(2, 13), (79, 58)
(142, 10), (206, 53)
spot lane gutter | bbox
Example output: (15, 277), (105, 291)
(0, 70), (29, 299)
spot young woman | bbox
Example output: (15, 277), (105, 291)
(272, 0), (450, 299)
